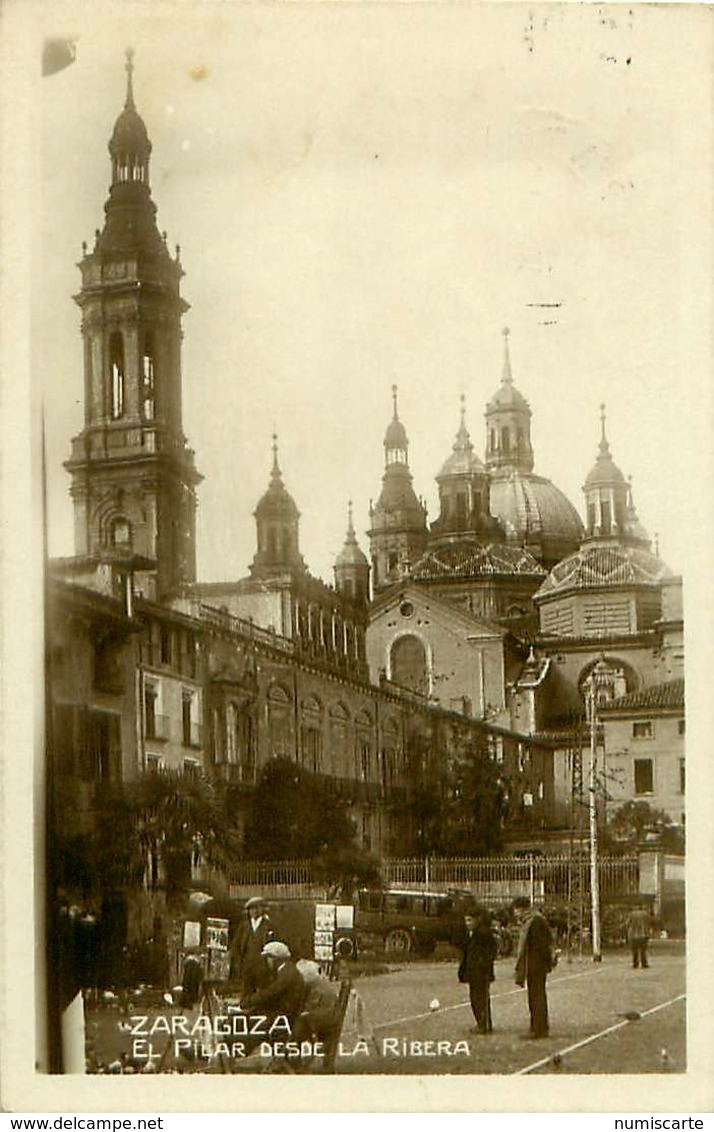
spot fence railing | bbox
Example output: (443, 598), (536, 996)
(228, 854), (640, 904)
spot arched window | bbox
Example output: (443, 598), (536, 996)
(142, 334), (155, 421)
(110, 516), (132, 549)
(390, 634), (428, 696)
(501, 427), (510, 453)
(109, 333), (125, 419)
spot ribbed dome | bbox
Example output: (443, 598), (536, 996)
(536, 544), (671, 599)
(109, 104), (151, 160)
(385, 416), (408, 450)
(254, 476), (299, 519)
(486, 381), (530, 412)
(489, 471), (584, 548)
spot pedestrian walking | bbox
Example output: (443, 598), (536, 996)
(458, 906), (497, 1035)
(513, 896), (556, 1039)
(626, 903), (652, 969)
(229, 895), (275, 993)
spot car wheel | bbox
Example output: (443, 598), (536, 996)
(335, 935), (356, 958)
(385, 928), (412, 955)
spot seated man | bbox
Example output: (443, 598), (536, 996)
(240, 940), (306, 1032)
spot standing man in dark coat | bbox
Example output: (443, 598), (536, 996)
(458, 908), (497, 1035)
(513, 896), (555, 1039)
(626, 904), (652, 969)
(230, 896), (274, 994)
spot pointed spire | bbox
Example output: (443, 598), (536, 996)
(392, 383), (399, 420)
(124, 47), (136, 109)
(346, 499), (357, 541)
(502, 327), (513, 385)
(271, 431), (281, 480)
(454, 394), (473, 450)
(598, 402), (611, 457)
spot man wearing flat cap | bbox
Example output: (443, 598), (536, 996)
(230, 896), (275, 994)
(241, 940), (306, 1029)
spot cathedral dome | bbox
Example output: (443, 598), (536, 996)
(489, 471), (584, 555)
(536, 543), (671, 600)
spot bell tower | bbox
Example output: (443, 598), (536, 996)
(65, 50), (201, 599)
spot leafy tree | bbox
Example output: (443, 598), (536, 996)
(601, 800), (685, 856)
(439, 731), (506, 857)
(242, 756), (381, 898)
(57, 769), (241, 903)
(393, 718), (506, 857)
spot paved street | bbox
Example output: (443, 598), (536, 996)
(335, 940), (685, 1075)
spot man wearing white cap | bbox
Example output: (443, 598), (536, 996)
(230, 896), (274, 993)
(240, 940), (305, 1029)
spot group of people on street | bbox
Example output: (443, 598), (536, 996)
(459, 897), (654, 1040)
(459, 896), (556, 1039)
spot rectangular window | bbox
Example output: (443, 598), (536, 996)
(359, 738), (371, 781)
(678, 719), (685, 736)
(301, 726), (323, 775)
(182, 690), (198, 747)
(632, 721), (653, 739)
(634, 758), (654, 795)
(145, 681), (159, 740)
(160, 627), (173, 666)
(679, 758), (685, 795)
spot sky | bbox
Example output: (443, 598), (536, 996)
(32, 1), (713, 585)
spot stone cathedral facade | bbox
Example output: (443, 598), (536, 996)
(48, 57), (685, 940)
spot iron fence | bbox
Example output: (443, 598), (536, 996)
(228, 854), (639, 904)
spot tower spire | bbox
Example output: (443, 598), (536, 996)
(124, 46), (136, 109)
(392, 383), (399, 420)
(271, 431), (281, 479)
(502, 327), (513, 385)
(599, 403), (611, 457)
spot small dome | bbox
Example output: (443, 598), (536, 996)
(385, 416), (408, 449)
(384, 383), (408, 451)
(536, 543), (671, 599)
(109, 105), (151, 159)
(336, 503), (369, 568)
(254, 437), (299, 519)
(437, 398), (485, 480)
(109, 50), (151, 161)
(585, 404), (625, 486)
(486, 328), (531, 413)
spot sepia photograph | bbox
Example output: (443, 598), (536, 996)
(1, 0), (713, 1114)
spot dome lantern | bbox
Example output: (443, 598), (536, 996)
(485, 328), (534, 474)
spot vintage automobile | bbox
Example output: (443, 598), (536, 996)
(349, 888), (469, 956)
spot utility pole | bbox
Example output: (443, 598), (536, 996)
(588, 658), (609, 963)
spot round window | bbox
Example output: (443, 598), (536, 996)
(399, 601), (414, 618)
